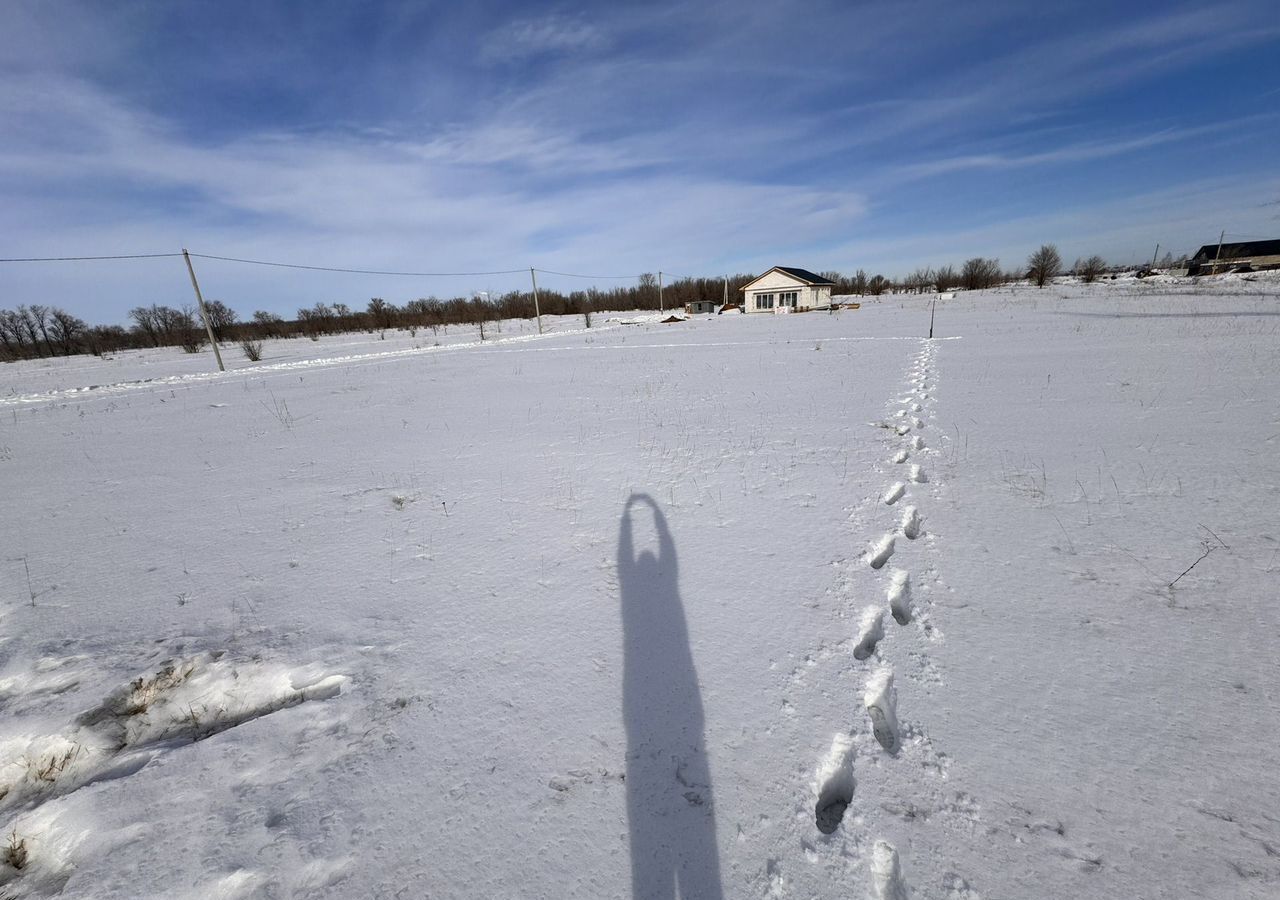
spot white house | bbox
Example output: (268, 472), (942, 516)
(739, 267), (835, 313)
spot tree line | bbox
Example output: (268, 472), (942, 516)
(0, 246), (1150, 361)
(0, 275), (753, 361)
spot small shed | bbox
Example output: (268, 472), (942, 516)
(739, 267), (835, 313)
(685, 300), (717, 315)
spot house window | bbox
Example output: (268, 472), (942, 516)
(755, 293), (775, 310)
(779, 291), (798, 307)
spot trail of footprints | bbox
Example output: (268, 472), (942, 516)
(812, 340), (942, 897)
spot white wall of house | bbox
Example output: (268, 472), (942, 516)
(742, 271), (832, 313)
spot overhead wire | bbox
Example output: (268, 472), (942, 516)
(1, 249), (704, 283)
(187, 252), (528, 277)
(0, 253), (184, 262)
(532, 268), (644, 279)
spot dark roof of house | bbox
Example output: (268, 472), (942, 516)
(1190, 239), (1280, 262)
(772, 266), (836, 285)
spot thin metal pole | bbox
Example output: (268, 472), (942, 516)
(1213, 229), (1225, 275)
(658, 271), (663, 314)
(929, 299), (936, 339)
(530, 268), (543, 334)
(182, 249), (224, 372)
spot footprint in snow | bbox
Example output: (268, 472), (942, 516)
(814, 733), (856, 835)
(888, 571), (912, 625)
(901, 507), (922, 540)
(868, 535), (895, 569)
(853, 607), (885, 660)
(883, 482), (906, 505)
(870, 839), (909, 900)
(864, 667), (901, 754)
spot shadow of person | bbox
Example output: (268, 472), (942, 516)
(617, 494), (724, 900)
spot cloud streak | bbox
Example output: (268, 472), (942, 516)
(481, 13), (607, 63)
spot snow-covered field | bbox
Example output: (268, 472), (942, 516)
(1, 280), (1278, 899)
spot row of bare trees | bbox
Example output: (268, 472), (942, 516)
(833, 245), (1121, 294)
(0, 305), (90, 359)
(3, 248), (1140, 361)
(821, 256), (1019, 295)
(0, 274), (756, 360)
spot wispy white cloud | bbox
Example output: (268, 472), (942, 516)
(882, 113), (1280, 183)
(824, 2), (1280, 149)
(0, 73), (867, 317)
(480, 13), (606, 63)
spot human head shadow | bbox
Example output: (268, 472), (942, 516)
(617, 494), (724, 900)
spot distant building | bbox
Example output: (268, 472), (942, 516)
(685, 299), (717, 315)
(739, 267), (835, 313)
(1187, 239), (1280, 275)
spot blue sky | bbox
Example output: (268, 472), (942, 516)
(2, 0), (1279, 323)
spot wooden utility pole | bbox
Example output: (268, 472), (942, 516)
(658, 271), (664, 314)
(722, 277), (727, 309)
(529, 268), (543, 334)
(1150, 243), (1160, 271)
(1213, 229), (1225, 275)
(182, 249), (224, 372)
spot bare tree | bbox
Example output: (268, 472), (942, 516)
(867, 274), (889, 296)
(907, 268), (934, 294)
(0, 309), (29, 358)
(367, 297), (395, 332)
(934, 265), (958, 293)
(129, 306), (161, 346)
(14, 307), (42, 355)
(470, 297), (492, 340)
(850, 269), (869, 295)
(49, 308), (87, 355)
(28, 305), (56, 355)
(961, 257), (1002, 290)
(1027, 244), (1061, 288)
(637, 273), (658, 309)
(85, 324), (128, 356)
(297, 303), (337, 336)
(332, 303), (353, 331)
(252, 310), (284, 338)
(203, 300), (238, 342)
(174, 306), (205, 353)
(1077, 255), (1107, 283)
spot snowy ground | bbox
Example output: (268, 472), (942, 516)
(1, 281), (1278, 898)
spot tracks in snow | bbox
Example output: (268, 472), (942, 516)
(800, 337), (969, 897)
(751, 337), (987, 897)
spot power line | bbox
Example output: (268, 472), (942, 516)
(0, 248), (682, 282)
(533, 268), (645, 280)
(188, 252), (527, 277)
(0, 252), (184, 262)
